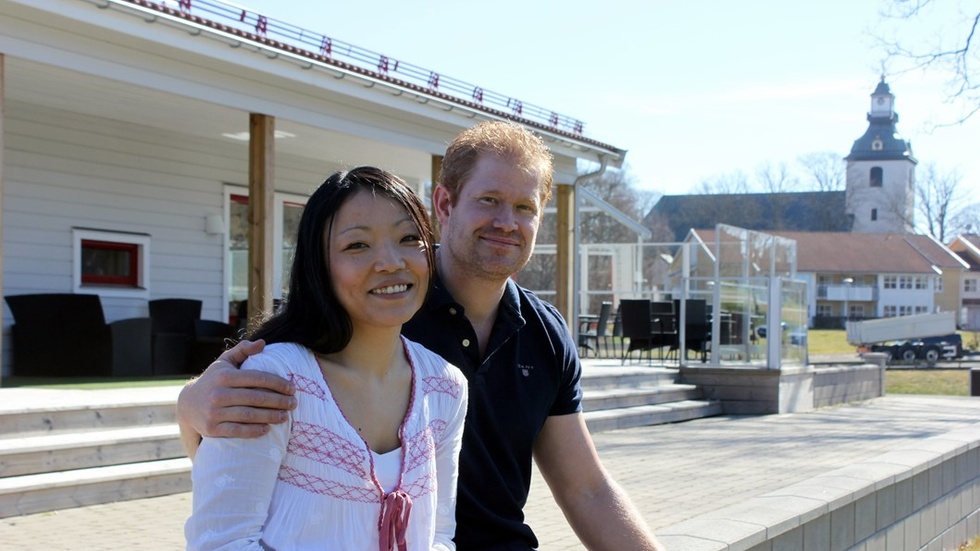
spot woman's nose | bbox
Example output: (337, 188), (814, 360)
(375, 242), (407, 271)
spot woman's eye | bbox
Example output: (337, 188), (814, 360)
(343, 242), (368, 251)
(402, 234), (422, 244)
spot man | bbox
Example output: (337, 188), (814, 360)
(178, 121), (665, 551)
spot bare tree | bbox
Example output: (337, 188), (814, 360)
(950, 202), (980, 236)
(693, 170), (750, 194)
(797, 152), (846, 192)
(755, 161), (799, 193)
(877, 1), (980, 124)
(916, 163), (969, 241)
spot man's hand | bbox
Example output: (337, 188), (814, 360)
(176, 340), (297, 458)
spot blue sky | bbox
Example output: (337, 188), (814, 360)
(232, 0), (978, 199)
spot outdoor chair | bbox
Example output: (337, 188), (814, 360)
(608, 304), (623, 359)
(187, 319), (238, 373)
(4, 293), (151, 377)
(620, 299), (656, 364)
(578, 301), (612, 358)
(671, 299), (711, 362)
(149, 298), (202, 375)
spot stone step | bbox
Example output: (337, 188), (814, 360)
(0, 368), (721, 518)
(0, 424), (184, 477)
(580, 365), (679, 390)
(583, 384), (704, 411)
(0, 387), (180, 437)
(584, 400), (724, 433)
(0, 457), (191, 518)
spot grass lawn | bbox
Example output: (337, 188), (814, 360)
(802, 329), (975, 397)
(886, 369), (971, 396)
(807, 329), (856, 355)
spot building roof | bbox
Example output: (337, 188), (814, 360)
(646, 191), (849, 242)
(692, 230), (968, 274)
(947, 234), (980, 271)
(769, 231), (967, 274)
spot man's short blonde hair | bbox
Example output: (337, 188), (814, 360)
(439, 121), (554, 204)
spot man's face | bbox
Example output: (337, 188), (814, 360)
(436, 154), (544, 283)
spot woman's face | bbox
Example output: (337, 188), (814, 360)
(326, 189), (429, 333)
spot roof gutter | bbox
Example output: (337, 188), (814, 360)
(571, 156), (610, 340)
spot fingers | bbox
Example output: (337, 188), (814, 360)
(207, 364), (296, 397)
(210, 421), (273, 439)
(216, 339), (267, 367)
(208, 385), (297, 412)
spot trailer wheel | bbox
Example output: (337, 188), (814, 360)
(922, 346), (940, 363)
(899, 346), (917, 362)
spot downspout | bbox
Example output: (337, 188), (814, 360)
(571, 155), (609, 344)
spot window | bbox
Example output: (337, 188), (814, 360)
(899, 276), (912, 289)
(935, 277), (944, 292)
(817, 304), (833, 317)
(915, 306), (928, 314)
(81, 240), (138, 286)
(899, 305), (912, 316)
(914, 277), (927, 290)
(850, 305), (865, 318)
(883, 305), (897, 317)
(870, 166), (883, 187)
(883, 276), (897, 289)
(967, 279), (978, 293)
(871, 208), (878, 221)
(227, 189), (307, 308)
(73, 229), (150, 298)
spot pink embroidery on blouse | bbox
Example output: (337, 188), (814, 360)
(422, 376), (461, 399)
(400, 471), (435, 498)
(289, 373), (326, 400)
(277, 464), (378, 502)
(287, 421), (367, 477)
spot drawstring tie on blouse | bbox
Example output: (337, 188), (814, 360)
(378, 490), (412, 551)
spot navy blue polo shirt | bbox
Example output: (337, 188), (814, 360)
(402, 272), (583, 551)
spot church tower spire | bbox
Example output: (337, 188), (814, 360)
(844, 76), (917, 233)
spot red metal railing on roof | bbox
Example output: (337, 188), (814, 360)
(119, 0), (586, 136)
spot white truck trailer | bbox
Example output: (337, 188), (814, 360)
(845, 312), (964, 362)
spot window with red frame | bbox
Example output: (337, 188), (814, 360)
(81, 239), (139, 287)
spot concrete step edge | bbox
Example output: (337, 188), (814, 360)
(0, 458), (191, 494)
(0, 424), (180, 454)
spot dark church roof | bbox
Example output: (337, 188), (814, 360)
(845, 78), (916, 163)
(645, 191), (850, 242)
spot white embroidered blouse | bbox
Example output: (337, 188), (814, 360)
(185, 339), (468, 551)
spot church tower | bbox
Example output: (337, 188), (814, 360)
(844, 77), (917, 233)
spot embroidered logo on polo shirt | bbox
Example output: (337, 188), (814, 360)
(519, 364), (534, 377)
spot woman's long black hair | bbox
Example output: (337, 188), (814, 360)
(248, 166), (435, 355)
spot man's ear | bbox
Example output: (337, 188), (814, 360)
(432, 184), (453, 227)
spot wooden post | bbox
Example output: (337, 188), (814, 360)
(248, 113), (275, 322)
(555, 183), (574, 330)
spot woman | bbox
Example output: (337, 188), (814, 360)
(185, 167), (467, 551)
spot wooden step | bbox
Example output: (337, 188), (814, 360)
(0, 387), (180, 437)
(0, 368), (724, 518)
(0, 458), (191, 518)
(0, 424), (183, 477)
